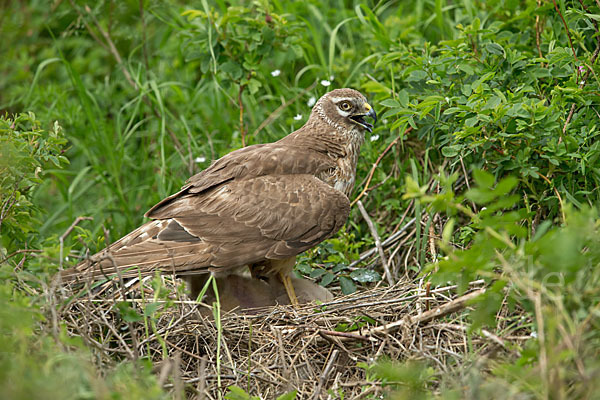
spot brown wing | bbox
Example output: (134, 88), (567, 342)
(62, 174), (349, 281)
(145, 142), (335, 217)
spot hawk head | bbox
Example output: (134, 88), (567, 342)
(313, 88), (378, 134)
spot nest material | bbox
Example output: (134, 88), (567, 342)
(57, 274), (528, 399)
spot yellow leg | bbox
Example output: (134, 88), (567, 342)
(279, 271), (299, 306)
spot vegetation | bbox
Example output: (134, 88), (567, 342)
(1, 0), (599, 398)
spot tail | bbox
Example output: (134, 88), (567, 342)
(59, 220), (215, 283)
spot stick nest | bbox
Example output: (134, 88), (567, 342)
(58, 275), (528, 399)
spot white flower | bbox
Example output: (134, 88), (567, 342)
(307, 96), (316, 107)
(320, 79), (331, 87)
(370, 134), (380, 142)
(530, 331), (538, 338)
(445, 96), (450, 103)
(271, 69), (281, 77)
(293, 114), (302, 120)
(329, 75), (335, 81)
(195, 156), (206, 163)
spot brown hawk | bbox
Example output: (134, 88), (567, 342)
(61, 88), (377, 305)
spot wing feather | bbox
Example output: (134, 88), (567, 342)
(145, 143), (334, 218)
(62, 174), (349, 282)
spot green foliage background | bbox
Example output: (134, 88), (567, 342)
(1, 0), (600, 398)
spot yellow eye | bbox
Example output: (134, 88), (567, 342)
(339, 101), (351, 111)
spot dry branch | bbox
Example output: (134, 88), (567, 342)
(357, 200), (393, 286)
(368, 287), (486, 336)
(351, 127), (412, 207)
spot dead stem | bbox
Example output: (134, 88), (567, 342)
(357, 200), (393, 286)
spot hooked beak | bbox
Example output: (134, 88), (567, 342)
(350, 102), (378, 133)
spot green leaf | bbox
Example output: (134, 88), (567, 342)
(486, 42), (506, 57)
(276, 391), (297, 400)
(246, 78), (262, 94)
(472, 169), (495, 189)
(225, 385), (260, 400)
(493, 176), (518, 197)
(458, 63), (475, 75)
(380, 98), (401, 108)
(441, 145), (461, 157)
(465, 187), (495, 204)
(143, 302), (162, 317)
(320, 272), (335, 287)
(115, 302), (143, 323)
(339, 276), (357, 294)
(350, 269), (381, 283)
(398, 90), (409, 107)
(310, 268), (326, 278)
(221, 61), (243, 80)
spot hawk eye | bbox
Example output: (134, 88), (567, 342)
(339, 101), (351, 111)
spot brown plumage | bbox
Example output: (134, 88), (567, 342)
(61, 88), (377, 303)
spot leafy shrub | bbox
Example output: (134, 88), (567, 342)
(0, 113), (68, 252)
(369, 8), (600, 221)
(372, 170), (600, 398)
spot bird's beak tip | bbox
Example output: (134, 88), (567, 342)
(366, 104), (377, 123)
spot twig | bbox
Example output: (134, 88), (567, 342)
(157, 357), (173, 387)
(351, 127), (412, 207)
(197, 356), (207, 400)
(318, 329), (375, 342)
(425, 281), (431, 311)
(0, 188), (18, 229)
(83, 5), (138, 87)
(51, 216), (94, 339)
(480, 329), (507, 349)
(0, 249), (43, 264)
(367, 288), (486, 336)
(275, 328), (291, 388)
(59, 216), (93, 271)
(173, 352), (183, 400)
(239, 84), (246, 147)
(348, 217), (416, 269)
(427, 215), (437, 262)
(551, 0), (578, 63)
(459, 155), (477, 212)
(535, 171), (566, 223)
(357, 200), (394, 286)
(431, 323), (507, 348)
(312, 349), (339, 400)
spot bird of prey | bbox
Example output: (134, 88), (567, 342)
(61, 88), (377, 305)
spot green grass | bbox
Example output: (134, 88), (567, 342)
(1, 0), (600, 398)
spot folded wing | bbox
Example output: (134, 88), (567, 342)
(62, 173), (349, 281)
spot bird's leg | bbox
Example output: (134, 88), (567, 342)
(279, 271), (299, 306)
